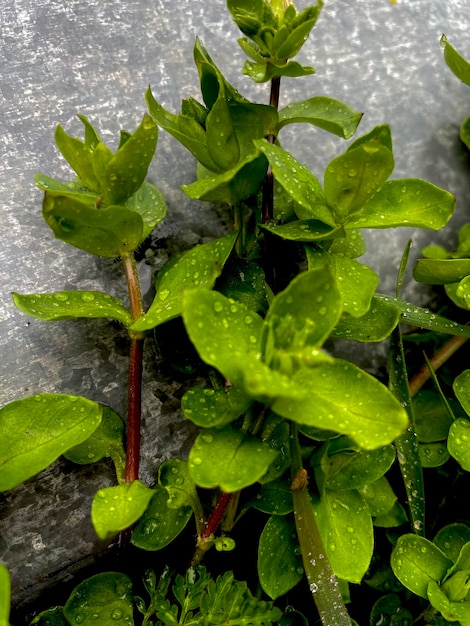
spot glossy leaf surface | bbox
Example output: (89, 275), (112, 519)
(131, 485), (192, 551)
(331, 295), (400, 342)
(0, 394), (102, 491)
(188, 426), (278, 491)
(13, 291), (131, 326)
(182, 386), (252, 427)
(63, 573), (134, 626)
(434, 523), (470, 563)
(391, 534), (452, 598)
(158, 458), (199, 510)
(258, 515), (303, 599)
(441, 35), (470, 86)
(92, 480), (155, 540)
(413, 258), (470, 285)
(447, 418), (470, 471)
(273, 360), (409, 449)
(131, 231), (237, 331)
(278, 96), (362, 139)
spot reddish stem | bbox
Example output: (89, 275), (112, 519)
(201, 492), (233, 540)
(125, 336), (144, 482)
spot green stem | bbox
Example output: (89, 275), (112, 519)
(262, 75), (281, 225)
(290, 424), (352, 626)
(122, 254), (145, 483)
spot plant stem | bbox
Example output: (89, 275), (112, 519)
(191, 491), (234, 566)
(290, 424), (352, 626)
(122, 254), (145, 483)
(262, 75), (281, 225)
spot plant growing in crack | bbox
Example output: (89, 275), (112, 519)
(2, 2), (470, 625)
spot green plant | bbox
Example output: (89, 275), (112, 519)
(3, 3), (470, 626)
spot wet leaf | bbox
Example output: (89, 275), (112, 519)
(12, 291), (131, 326)
(188, 426), (278, 491)
(131, 485), (192, 551)
(124, 182), (167, 240)
(206, 93), (240, 170)
(391, 534), (452, 598)
(91, 480), (155, 540)
(182, 386), (252, 427)
(278, 96), (362, 139)
(54, 118), (101, 193)
(30, 606), (68, 625)
(428, 580), (470, 624)
(441, 35), (470, 86)
(305, 248), (379, 318)
(447, 417), (470, 471)
(0, 394), (102, 491)
(258, 515), (303, 599)
(434, 523), (470, 563)
(243, 59), (315, 83)
(419, 442), (450, 468)
(313, 489), (373, 583)
(325, 446), (395, 491)
(42, 193), (143, 258)
(261, 220), (341, 242)
(131, 231), (238, 331)
(216, 257), (269, 315)
(331, 295), (400, 342)
(370, 594), (413, 626)
(64, 406), (126, 483)
(273, 360), (409, 449)
(453, 369), (470, 416)
(251, 478), (294, 515)
(413, 390), (453, 443)
(347, 179), (455, 230)
(63, 572), (134, 626)
(358, 476), (399, 518)
(158, 458), (199, 510)
(254, 139), (335, 226)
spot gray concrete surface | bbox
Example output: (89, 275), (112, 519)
(1, 0), (470, 611)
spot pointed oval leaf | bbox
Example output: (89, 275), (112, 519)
(258, 515), (303, 600)
(188, 426), (279, 491)
(273, 360), (408, 449)
(125, 182), (167, 240)
(434, 524), (470, 563)
(43, 193), (143, 257)
(391, 534), (452, 598)
(265, 268), (342, 349)
(278, 96), (362, 139)
(454, 370), (470, 416)
(182, 386), (252, 427)
(54, 123), (101, 193)
(261, 220), (341, 242)
(92, 480), (155, 540)
(313, 489), (373, 583)
(131, 231), (238, 331)
(331, 294), (400, 342)
(441, 35), (470, 86)
(447, 417), (470, 471)
(12, 291), (132, 326)
(0, 394), (102, 491)
(359, 476), (399, 518)
(427, 580), (470, 624)
(252, 479), (294, 515)
(306, 249), (379, 318)
(206, 95), (240, 170)
(244, 59), (315, 83)
(64, 572), (133, 626)
(254, 139), (335, 226)
(103, 114), (158, 205)
(347, 179), (455, 230)
(414, 258), (470, 285)
(131, 485), (192, 551)
(326, 446), (395, 491)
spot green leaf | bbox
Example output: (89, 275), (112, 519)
(42, 193), (143, 258)
(30, 606), (69, 625)
(325, 446), (395, 491)
(181, 386), (252, 427)
(63, 406), (126, 483)
(461, 114), (470, 150)
(54, 119), (101, 192)
(251, 478), (294, 515)
(12, 291), (131, 326)
(125, 182), (167, 241)
(227, 0), (276, 38)
(131, 485), (192, 551)
(261, 220), (341, 243)
(414, 390), (453, 443)
(359, 476), (400, 518)
(243, 59), (315, 83)
(216, 257), (269, 315)
(305, 248), (379, 318)
(131, 231), (238, 331)
(428, 580), (470, 625)
(63, 572), (134, 626)
(370, 594), (413, 626)
(158, 458), (199, 510)
(264, 268), (342, 351)
(414, 258), (470, 285)
(447, 417), (470, 471)
(91, 480), (155, 540)
(391, 534), (452, 598)
(313, 489), (373, 583)
(453, 369), (470, 416)
(324, 131), (394, 224)
(278, 96), (362, 139)
(229, 101), (279, 155)
(420, 443), (450, 468)
(331, 294), (400, 342)
(0, 394), (102, 491)
(254, 139), (335, 226)
(188, 426), (279, 491)
(347, 179), (455, 230)
(258, 515), (304, 599)
(206, 94), (240, 170)
(0, 563), (10, 626)
(434, 523), (470, 563)
(182, 151), (268, 205)
(441, 35), (470, 86)
(259, 416), (291, 484)
(373, 500), (408, 528)
(273, 360), (409, 449)
(375, 294), (470, 338)
(102, 114), (158, 205)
